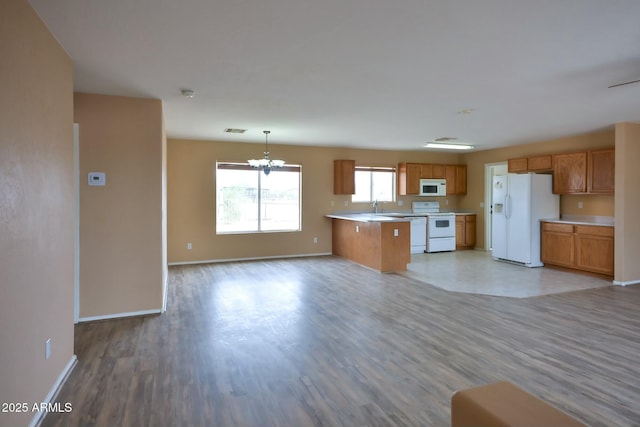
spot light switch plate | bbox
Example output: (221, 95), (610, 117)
(88, 172), (106, 186)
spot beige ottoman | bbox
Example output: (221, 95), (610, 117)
(451, 381), (586, 427)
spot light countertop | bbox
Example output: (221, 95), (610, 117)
(324, 213), (410, 223)
(541, 216), (615, 227)
(326, 210), (476, 221)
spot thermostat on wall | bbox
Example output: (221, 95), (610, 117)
(88, 172), (106, 186)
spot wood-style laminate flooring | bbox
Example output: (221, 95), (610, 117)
(43, 256), (640, 426)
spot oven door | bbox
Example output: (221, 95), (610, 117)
(427, 215), (455, 238)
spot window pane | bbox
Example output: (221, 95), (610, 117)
(216, 169), (259, 232)
(372, 172), (395, 202)
(352, 171), (372, 202)
(260, 170), (301, 231)
(352, 170), (395, 203)
(216, 163), (302, 234)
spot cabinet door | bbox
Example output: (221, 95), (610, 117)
(528, 155), (552, 171)
(508, 158), (528, 173)
(420, 164), (433, 179)
(575, 225), (614, 275)
(456, 165), (467, 195)
(541, 230), (575, 268)
(333, 160), (355, 194)
(553, 152), (587, 194)
(455, 216), (465, 247)
(575, 234), (614, 275)
(398, 162), (421, 195)
(464, 215), (476, 246)
(588, 149), (615, 193)
(406, 163), (421, 194)
(445, 165), (457, 195)
(432, 164), (446, 178)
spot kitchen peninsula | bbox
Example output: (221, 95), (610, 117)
(325, 213), (410, 272)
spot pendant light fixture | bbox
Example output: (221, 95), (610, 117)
(248, 130), (285, 175)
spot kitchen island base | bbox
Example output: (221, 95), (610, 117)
(330, 217), (410, 272)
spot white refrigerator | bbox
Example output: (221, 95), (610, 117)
(491, 173), (559, 267)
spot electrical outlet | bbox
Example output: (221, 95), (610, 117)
(344, 200), (349, 207)
(398, 200), (404, 206)
(313, 237), (318, 244)
(578, 201), (583, 209)
(187, 242), (192, 250)
(394, 228), (399, 237)
(45, 339), (51, 360)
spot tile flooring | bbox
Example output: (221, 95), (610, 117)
(402, 250), (613, 298)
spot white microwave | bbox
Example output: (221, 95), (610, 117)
(419, 179), (447, 196)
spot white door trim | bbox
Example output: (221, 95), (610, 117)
(484, 161), (508, 251)
(74, 123), (80, 323)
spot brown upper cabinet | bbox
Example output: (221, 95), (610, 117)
(508, 155), (552, 173)
(588, 149), (615, 193)
(446, 165), (467, 195)
(397, 163), (421, 195)
(553, 152), (587, 194)
(508, 158), (528, 173)
(528, 155), (553, 172)
(420, 163), (445, 179)
(552, 149), (614, 194)
(398, 162), (466, 195)
(333, 159), (355, 194)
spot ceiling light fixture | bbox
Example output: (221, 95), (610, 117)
(181, 89), (195, 98)
(425, 142), (474, 150)
(248, 130), (285, 175)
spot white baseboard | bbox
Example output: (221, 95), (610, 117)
(613, 279), (640, 286)
(168, 252), (333, 266)
(30, 355), (77, 427)
(78, 308), (162, 323)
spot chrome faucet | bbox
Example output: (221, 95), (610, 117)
(372, 200), (379, 213)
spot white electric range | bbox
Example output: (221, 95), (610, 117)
(412, 201), (456, 252)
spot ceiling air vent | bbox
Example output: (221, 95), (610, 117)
(434, 137), (458, 142)
(224, 128), (247, 134)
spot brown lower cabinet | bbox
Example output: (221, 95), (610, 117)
(541, 221), (614, 276)
(455, 214), (476, 249)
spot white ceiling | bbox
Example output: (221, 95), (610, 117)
(30, 0), (640, 151)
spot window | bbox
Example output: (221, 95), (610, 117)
(352, 166), (396, 203)
(216, 163), (301, 233)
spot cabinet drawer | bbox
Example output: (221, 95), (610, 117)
(542, 222), (574, 233)
(575, 225), (614, 237)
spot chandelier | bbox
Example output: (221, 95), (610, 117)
(248, 130), (285, 175)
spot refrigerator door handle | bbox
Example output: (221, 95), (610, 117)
(505, 195), (511, 219)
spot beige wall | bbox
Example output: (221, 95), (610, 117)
(0, 1), (75, 425)
(167, 139), (462, 263)
(460, 129), (616, 249)
(614, 122), (640, 284)
(74, 93), (165, 318)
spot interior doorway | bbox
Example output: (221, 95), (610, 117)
(484, 162), (508, 251)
